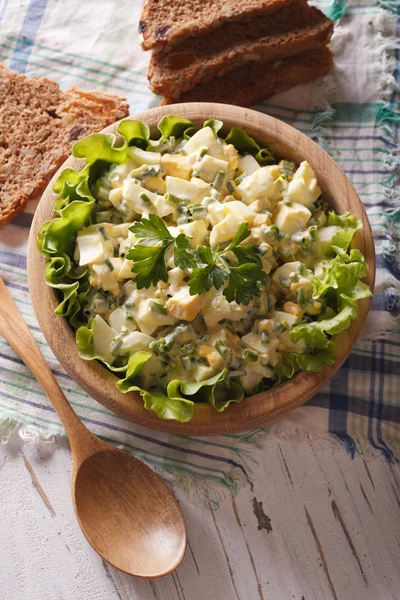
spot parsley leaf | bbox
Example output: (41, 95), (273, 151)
(223, 263), (265, 305)
(188, 224), (265, 303)
(127, 245), (168, 288)
(188, 247), (227, 295)
(174, 234), (197, 270)
(224, 223), (251, 251)
(130, 213), (172, 246)
(128, 215), (197, 288)
(224, 222), (261, 265)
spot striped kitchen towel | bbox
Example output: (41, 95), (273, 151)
(0, 0), (399, 491)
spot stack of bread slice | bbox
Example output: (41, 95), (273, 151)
(139, 0), (334, 106)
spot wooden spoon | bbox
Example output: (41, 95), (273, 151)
(0, 277), (187, 578)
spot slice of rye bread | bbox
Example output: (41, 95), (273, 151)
(0, 65), (129, 228)
(149, 3), (333, 100)
(161, 46), (334, 107)
(139, 0), (295, 51)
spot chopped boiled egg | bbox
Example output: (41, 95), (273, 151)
(76, 230), (109, 266)
(165, 286), (203, 321)
(161, 153), (192, 179)
(183, 126), (225, 160)
(237, 154), (260, 176)
(222, 200), (256, 224)
(119, 331), (154, 354)
(210, 213), (246, 247)
(236, 167), (275, 206)
(192, 154), (229, 184)
(166, 176), (211, 203)
(92, 315), (118, 364)
(134, 299), (177, 336)
(168, 220), (208, 248)
(273, 202), (311, 235)
(202, 295), (247, 329)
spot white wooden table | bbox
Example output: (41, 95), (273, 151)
(1, 432), (399, 600)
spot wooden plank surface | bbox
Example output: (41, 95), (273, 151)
(0, 435), (399, 600)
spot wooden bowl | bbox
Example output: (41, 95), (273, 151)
(27, 103), (375, 436)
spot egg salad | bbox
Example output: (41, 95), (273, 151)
(38, 117), (371, 422)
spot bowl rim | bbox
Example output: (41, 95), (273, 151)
(27, 102), (375, 436)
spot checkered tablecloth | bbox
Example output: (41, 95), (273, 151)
(0, 0), (399, 491)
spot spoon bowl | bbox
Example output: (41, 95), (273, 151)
(73, 446), (187, 577)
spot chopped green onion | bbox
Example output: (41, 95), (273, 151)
(181, 356), (192, 371)
(211, 188), (221, 200)
(198, 333), (210, 342)
(190, 205), (207, 220)
(111, 339), (123, 356)
(125, 311), (135, 321)
(297, 263), (307, 277)
(261, 331), (270, 344)
(243, 349), (258, 362)
(165, 193), (182, 205)
(105, 258), (114, 271)
(274, 323), (288, 335)
(265, 293), (275, 313)
(298, 287), (308, 308)
(279, 160), (295, 178)
(310, 200), (321, 212)
(150, 301), (167, 315)
(309, 226), (318, 242)
(289, 272), (299, 283)
(140, 192), (153, 206)
(234, 174), (246, 186)
(279, 277), (291, 288)
(99, 226), (109, 240)
(215, 339), (228, 358)
(141, 166), (159, 178)
(125, 300), (135, 308)
(263, 225), (280, 244)
(164, 360), (177, 372)
(226, 180), (236, 194)
(198, 147), (208, 159)
(283, 196), (292, 207)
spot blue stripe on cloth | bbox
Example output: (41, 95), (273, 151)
(0, 250), (27, 270)
(0, 351), (72, 380)
(9, 0), (47, 73)
(377, 340), (395, 460)
(0, 388), (253, 486)
(328, 358), (355, 457)
(367, 342), (386, 456)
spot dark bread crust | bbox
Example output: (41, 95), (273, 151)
(161, 47), (334, 107)
(0, 65), (129, 228)
(149, 3), (333, 99)
(139, 0), (296, 50)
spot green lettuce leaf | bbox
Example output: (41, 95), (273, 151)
(37, 200), (94, 258)
(167, 369), (244, 412)
(157, 115), (194, 139)
(117, 119), (150, 149)
(117, 353), (194, 422)
(72, 133), (127, 185)
(203, 119), (223, 135)
(276, 342), (337, 378)
(224, 127), (275, 165)
(327, 211), (361, 229)
(76, 319), (129, 370)
(312, 249), (371, 303)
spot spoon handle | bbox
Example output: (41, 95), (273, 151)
(0, 278), (94, 449)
